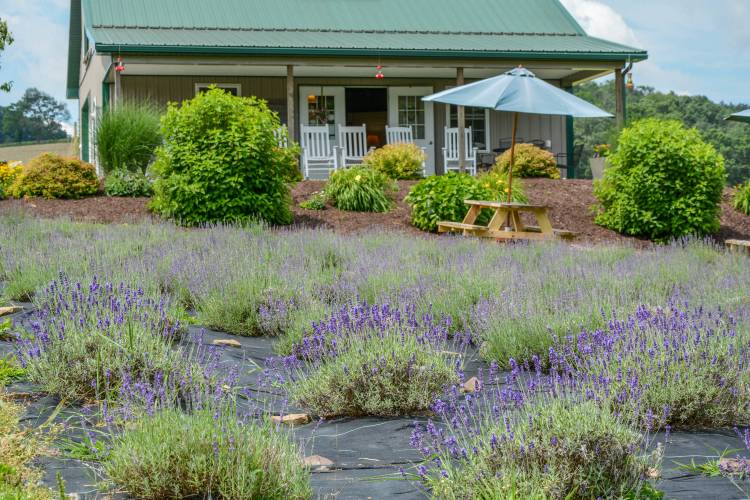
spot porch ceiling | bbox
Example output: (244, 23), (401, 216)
(114, 60), (612, 84)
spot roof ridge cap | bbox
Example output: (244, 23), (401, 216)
(91, 25), (583, 37)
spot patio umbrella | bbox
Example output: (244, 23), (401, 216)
(423, 66), (612, 202)
(727, 109), (750, 124)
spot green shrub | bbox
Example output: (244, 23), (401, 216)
(734, 181), (750, 215)
(104, 406), (310, 499)
(594, 119), (726, 241)
(325, 166), (395, 212)
(9, 154), (99, 199)
(0, 358), (24, 387)
(95, 103), (162, 174)
(404, 172), (526, 232)
(493, 143), (561, 179)
(419, 399), (655, 500)
(362, 143), (425, 180)
(150, 87), (294, 226)
(299, 191), (326, 210)
(104, 169), (154, 197)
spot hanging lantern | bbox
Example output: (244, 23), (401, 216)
(375, 65), (385, 79)
(307, 94), (317, 104)
(626, 72), (634, 90)
(115, 56), (125, 73)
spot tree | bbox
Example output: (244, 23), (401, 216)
(0, 19), (13, 92)
(2, 88), (71, 143)
(574, 81), (750, 185)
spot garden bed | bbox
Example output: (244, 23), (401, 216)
(2, 180), (749, 246)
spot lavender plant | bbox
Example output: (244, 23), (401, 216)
(16, 275), (194, 402)
(270, 302), (467, 417)
(103, 403), (311, 499)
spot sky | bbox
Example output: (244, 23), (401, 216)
(0, 0), (748, 126)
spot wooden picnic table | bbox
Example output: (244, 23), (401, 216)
(438, 200), (575, 241)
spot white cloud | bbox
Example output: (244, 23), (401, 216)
(560, 0), (641, 47)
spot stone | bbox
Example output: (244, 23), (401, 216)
(304, 454), (334, 471)
(0, 306), (22, 317)
(646, 467), (660, 479)
(212, 339), (241, 348)
(271, 413), (311, 426)
(461, 377), (481, 394)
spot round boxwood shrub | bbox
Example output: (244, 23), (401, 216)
(594, 119), (726, 241)
(96, 103), (162, 174)
(493, 143), (561, 179)
(734, 181), (750, 215)
(9, 153), (99, 199)
(362, 143), (425, 180)
(325, 166), (395, 212)
(105, 169), (154, 197)
(405, 172), (526, 232)
(150, 88), (294, 225)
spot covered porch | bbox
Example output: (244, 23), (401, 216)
(111, 55), (631, 178)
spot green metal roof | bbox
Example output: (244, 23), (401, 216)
(68, 0), (647, 98)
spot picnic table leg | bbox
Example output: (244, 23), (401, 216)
(535, 209), (554, 238)
(462, 205), (481, 225)
(511, 210), (525, 232)
(487, 208), (509, 232)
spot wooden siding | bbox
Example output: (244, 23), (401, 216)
(120, 75), (567, 174)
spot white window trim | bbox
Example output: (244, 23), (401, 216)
(444, 100), (491, 153)
(194, 83), (242, 96)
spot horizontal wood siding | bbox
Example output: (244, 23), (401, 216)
(120, 75), (287, 107)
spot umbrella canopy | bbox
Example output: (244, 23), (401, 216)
(423, 67), (612, 118)
(727, 109), (750, 124)
(423, 67), (612, 204)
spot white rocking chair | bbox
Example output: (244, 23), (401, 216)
(386, 125), (427, 177)
(274, 126), (289, 149)
(443, 127), (478, 176)
(337, 124), (373, 168)
(300, 125), (338, 179)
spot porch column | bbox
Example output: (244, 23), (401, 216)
(457, 67), (466, 173)
(286, 65), (296, 141)
(614, 68), (625, 130)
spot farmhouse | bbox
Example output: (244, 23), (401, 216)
(66, 0), (646, 176)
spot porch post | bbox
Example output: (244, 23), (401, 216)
(286, 65), (296, 141)
(457, 67), (466, 173)
(564, 85), (576, 179)
(614, 68), (625, 130)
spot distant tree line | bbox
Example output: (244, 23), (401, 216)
(574, 80), (750, 185)
(0, 88), (70, 144)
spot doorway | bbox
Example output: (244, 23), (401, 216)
(345, 88), (387, 148)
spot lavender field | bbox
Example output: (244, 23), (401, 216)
(1, 213), (750, 498)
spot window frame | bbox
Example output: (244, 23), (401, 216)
(445, 103), (491, 153)
(194, 83), (242, 96)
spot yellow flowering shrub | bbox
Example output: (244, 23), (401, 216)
(9, 153), (99, 199)
(0, 162), (23, 199)
(477, 171), (528, 204)
(493, 143), (561, 179)
(363, 143), (425, 180)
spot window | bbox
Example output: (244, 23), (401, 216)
(307, 95), (337, 138)
(397, 96), (426, 139)
(448, 106), (490, 151)
(194, 83), (241, 96)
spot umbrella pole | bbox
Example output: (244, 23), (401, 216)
(507, 112), (519, 204)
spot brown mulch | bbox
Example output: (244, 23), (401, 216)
(2, 180), (750, 247)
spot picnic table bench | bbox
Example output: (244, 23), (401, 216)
(438, 200), (575, 241)
(726, 239), (750, 255)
